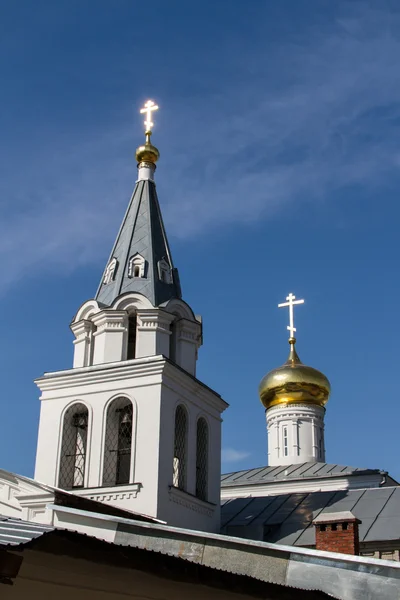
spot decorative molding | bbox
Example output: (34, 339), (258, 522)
(157, 258), (172, 284)
(138, 161), (155, 170)
(92, 310), (128, 334)
(103, 257), (118, 285)
(137, 309), (175, 333)
(128, 253), (146, 279)
(168, 486), (215, 518)
(74, 483), (142, 503)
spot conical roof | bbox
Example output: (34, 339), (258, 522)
(95, 178), (181, 307)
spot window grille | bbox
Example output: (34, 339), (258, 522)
(59, 403), (88, 490)
(103, 397), (133, 487)
(173, 405), (187, 490)
(196, 417), (208, 500)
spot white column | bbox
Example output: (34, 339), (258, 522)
(174, 318), (201, 376)
(292, 419), (299, 457)
(92, 310), (128, 365)
(71, 320), (93, 368)
(136, 309), (175, 358)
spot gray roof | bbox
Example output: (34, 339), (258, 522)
(0, 516), (53, 546)
(221, 462), (385, 487)
(96, 179), (181, 307)
(221, 486), (400, 547)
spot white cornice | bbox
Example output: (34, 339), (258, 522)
(35, 356), (166, 393)
(34, 356), (227, 414)
(220, 473), (384, 499)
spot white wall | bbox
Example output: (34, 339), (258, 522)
(34, 357), (226, 532)
(266, 404), (325, 466)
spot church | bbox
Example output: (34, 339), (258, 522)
(1, 101), (400, 598)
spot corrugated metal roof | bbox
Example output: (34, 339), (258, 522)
(0, 516), (53, 546)
(221, 462), (383, 487)
(221, 486), (400, 546)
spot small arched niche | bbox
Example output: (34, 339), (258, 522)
(128, 253), (146, 279)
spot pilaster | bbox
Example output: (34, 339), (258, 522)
(71, 319), (94, 368)
(136, 308), (175, 358)
(174, 318), (201, 376)
(91, 310), (128, 365)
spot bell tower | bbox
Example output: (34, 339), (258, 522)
(34, 101), (228, 532)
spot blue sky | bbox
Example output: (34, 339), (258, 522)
(1, 0), (400, 481)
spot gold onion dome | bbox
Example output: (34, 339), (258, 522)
(259, 338), (331, 410)
(135, 132), (160, 164)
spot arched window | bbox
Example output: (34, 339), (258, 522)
(158, 258), (172, 284)
(196, 417), (208, 501)
(59, 403), (89, 490)
(283, 426), (288, 457)
(127, 315), (137, 360)
(103, 257), (118, 285)
(173, 405), (187, 490)
(103, 397), (133, 487)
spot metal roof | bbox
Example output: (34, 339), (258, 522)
(96, 178), (181, 307)
(221, 462), (384, 487)
(0, 516), (53, 546)
(221, 486), (400, 546)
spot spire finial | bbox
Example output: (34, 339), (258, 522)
(136, 99), (160, 168)
(140, 99), (159, 141)
(278, 293), (305, 344)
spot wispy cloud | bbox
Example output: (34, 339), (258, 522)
(222, 448), (251, 463)
(2, 3), (400, 291)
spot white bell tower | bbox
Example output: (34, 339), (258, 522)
(34, 101), (228, 532)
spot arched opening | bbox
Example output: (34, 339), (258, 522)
(127, 315), (137, 360)
(133, 265), (140, 278)
(173, 405), (187, 490)
(196, 417), (208, 501)
(169, 316), (178, 362)
(59, 403), (89, 490)
(103, 397), (133, 487)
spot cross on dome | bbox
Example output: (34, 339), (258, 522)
(278, 293), (305, 340)
(140, 100), (159, 134)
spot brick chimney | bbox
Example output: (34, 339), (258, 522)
(313, 511), (361, 555)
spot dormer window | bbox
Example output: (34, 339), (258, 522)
(158, 258), (172, 284)
(128, 253), (146, 278)
(103, 258), (118, 285)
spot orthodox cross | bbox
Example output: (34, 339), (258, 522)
(278, 293), (305, 339)
(140, 100), (159, 134)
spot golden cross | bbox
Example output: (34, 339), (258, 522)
(278, 293), (305, 339)
(140, 100), (159, 134)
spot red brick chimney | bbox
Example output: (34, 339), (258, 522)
(313, 511), (361, 555)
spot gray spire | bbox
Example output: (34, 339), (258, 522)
(95, 178), (181, 307)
